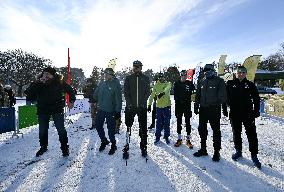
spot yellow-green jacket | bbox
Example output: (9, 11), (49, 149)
(148, 81), (171, 108)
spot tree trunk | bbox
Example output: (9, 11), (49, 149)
(17, 85), (23, 97)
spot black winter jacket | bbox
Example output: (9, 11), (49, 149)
(174, 80), (195, 106)
(124, 72), (150, 108)
(24, 75), (76, 115)
(196, 75), (227, 107)
(226, 78), (260, 117)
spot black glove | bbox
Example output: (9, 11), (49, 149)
(194, 103), (199, 115)
(147, 105), (151, 112)
(254, 110), (260, 118)
(157, 92), (165, 99)
(222, 103), (228, 117)
(154, 95), (157, 101)
(115, 112), (121, 120)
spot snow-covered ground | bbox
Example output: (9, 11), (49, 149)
(0, 98), (283, 192)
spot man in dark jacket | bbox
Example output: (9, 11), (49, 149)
(124, 60), (150, 157)
(193, 64), (227, 161)
(24, 67), (76, 157)
(93, 68), (122, 155)
(226, 66), (261, 168)
(173, 70), (195, 148)
(4, 85), (16, 107)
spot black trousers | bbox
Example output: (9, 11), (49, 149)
(125, 107), (147, 150)
(198, 105), (221, 151)
(230, 115), (258, 155)
(151, 101), (157, 126)
(38, 113), (68, 148)
(175, 103), (192, 135)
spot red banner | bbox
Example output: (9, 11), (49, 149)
(187, 69), (195, 81)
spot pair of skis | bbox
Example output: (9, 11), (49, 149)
(122, 126), (148, 166)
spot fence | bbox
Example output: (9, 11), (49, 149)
(0, 107), (15, 134)
(0, 99), (91, 137)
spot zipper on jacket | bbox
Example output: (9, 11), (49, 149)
(137, 76), (139, 107)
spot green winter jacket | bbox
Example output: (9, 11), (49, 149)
(93, 78), (122, 113)
(148, 81), (171, 108)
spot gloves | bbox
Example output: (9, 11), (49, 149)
(115, 112), (121, 120)
(254, 110), (260, 118)
(222, 103), (228, 117)
(147, 105), (151, 112)
(157, 92), (165, 99)
(194, 103), (199, 115)
(154, 95), (157, 101)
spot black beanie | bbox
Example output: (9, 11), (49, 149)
(42, 66), (56, 76)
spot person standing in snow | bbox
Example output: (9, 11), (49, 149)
(226, 66), (261, 168)
(193, 64), (227, 162)
(4, 85), (16, 107)
(148, 72), (172, 145)
(124, 60), (150, 157)
(93, 68), (122, 155)
(24, 67), (76, 157)
(173, 70), (195, 148)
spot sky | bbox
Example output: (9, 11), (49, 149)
(0, 0), (284, 77)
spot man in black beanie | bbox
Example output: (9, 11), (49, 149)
(193, 64), (227, 162)
(25, 66), (76, 157)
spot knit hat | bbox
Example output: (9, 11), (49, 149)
(203, 64), (215, 72)
(104, 68), (115, 76)
(42, 66), (56, 76)
(133, 60), (143, 66)
(180, 70), (187, 76)
(237, 66), (247, 73)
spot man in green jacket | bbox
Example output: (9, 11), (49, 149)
(148, 73), (172, 144)
(93, 68), (122, 155)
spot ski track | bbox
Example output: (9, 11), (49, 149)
(0, 100), (284, 192)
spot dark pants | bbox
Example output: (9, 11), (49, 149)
(198, 105), (221, 151)
(175, 103), (192, 135)
(151, 101), (157, 126)
(156, 107), (171, 139)
(125, 107), (147, 150)
(38, 113), (68, 148)
(231, 116), (258, 155)
(95, 110), (116, 144)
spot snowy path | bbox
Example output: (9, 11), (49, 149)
(0, 110), (283, 192)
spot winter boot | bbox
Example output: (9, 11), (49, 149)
(193, 149), (208, 157)
(61, 145), (69, 157)
(141, 149), (147, 157)
(99, 140), (110, 152)
(154, 138), (160, 145)
(164, 137), (170, 145)
(186, 140), (193, 149)
(232, 151), (242, 161)
(108, 143), (117, 155)
(251, 155), (261, 169)
(212, 150), (220, 162)
(36, 146), (48, 157)
(174, 139), (182, 147)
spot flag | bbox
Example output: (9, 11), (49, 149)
(108, 58), (117, 71)
(193, 63), (202, 85)
(66, 48), (71, 105)
(217, 55), (227, 75)
(187, 69), (195, 81)
(243, 55), (262, 81)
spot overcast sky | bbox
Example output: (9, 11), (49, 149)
(1, 0), (284, 77)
